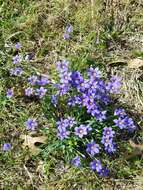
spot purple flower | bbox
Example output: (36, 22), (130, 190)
(100, 94), (110, 105)
(51, 94), (58, 105)
(77, 79), (90, 92)
(36, 87), (47, 98)
(56, 67), (71, 95)
(68, 95), (82, 106)
(98, 167), (110, 176)
(57, 117), (76, 131)
(56, 65), (71, 93)
(60, 72), (71, 84)
(56, 60), (69, 73)
(63, 33), (70, 40)
(70, 71), (84, 87)
(89, 107), (106, 122)
(58, 84), (70, 95)
(3, 143), (12, 151)
(113, 117), (129, 129)
(37, 76), (50, 85)
(88, 67), (101, 80)
(97, 80), (107, 93)
(71, 156), (81, 167)
(101, 136), (113, 147)
(90, 160), (102, 172)
(10, 67), (23, 76)
(103, 127), (115, 137)
(66, 117), (77, 127)
(56, 121), (67, 136)
(126, 117), (134, 126)
(114, 108), (127, 118)
(106, 75), (122, 93)
(128, 124), (136, 132)
(6, 88), (14, 98)
(28, 75), (38, 85)
(80, 89), (107, 121)
(15, 42), (22, 49)
(12, 54), (22, 64)
(63, 24), (73, 39)
(105, 143), (117, 153)
(66, 24), (73, 33)
(86, 142), (100, 155)
(114, 108), (136, 131)
(96, 110), (107, 121)
(25, 87), (33, 96)
(90, 80), (99, 91)
(74, 125), (90, 138)
(82, 94), (94, 108)
(57, 128), (70, 140)
(86, 125), (93, 132)
(57, 118), (68, 130)
(125, 117), (136, 132)
(25, 118), (38, 130)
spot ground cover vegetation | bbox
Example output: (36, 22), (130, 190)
(0, 0), (143, 189)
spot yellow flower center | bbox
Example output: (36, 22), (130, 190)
(105, 139), (109, 143)
(79, 129), (83, 134)
(91, 145), (96, 150)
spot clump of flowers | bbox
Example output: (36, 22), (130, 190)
(5, 42), (137, 177)
(26, 75), (50, 98)
(7, 43), (50, 100)
(47, 60), (137, 176)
